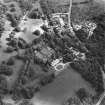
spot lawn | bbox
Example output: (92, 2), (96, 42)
(31, 65), (96, 105)
(16, 19), (44, 43)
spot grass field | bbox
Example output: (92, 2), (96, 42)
(31, 65), (96, 105)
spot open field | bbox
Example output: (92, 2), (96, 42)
(31, 66), (96, 105)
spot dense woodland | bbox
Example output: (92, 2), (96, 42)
(40, 0), (105, 95)
(64, 88), (96, 105)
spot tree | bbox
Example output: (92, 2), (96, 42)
(13, 27), (21, 32)
(18, 0), (33, 13)
(28, 12), (38, 19)
(6, 13), (17, 27)
(0, 64), (13, 76)
(32, 38), (41, 45)
(40, 74), (54, 86)
(70, 58), (104, 94)
(4, 46), (14, 53)
(41, 25), (48, 32)
(19, 99), (33, 105)
(9, 3), (15, 8)
(6, 57), (15, 65)
(21, 84), (40, 99)
(75, 29), (88, 42)
(0, 75), (8, 95)
(25, 66), (37, 81)
(0, 21), (4, 38)
(76, 88), (89, 102)
(11, 85), (23, 101)
(32, 30), (40, 36)
(10, 7), (16, 12)
(40, 0), (52, 16)
(63, 97), (81, 105)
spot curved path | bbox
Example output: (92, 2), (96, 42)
(96, 92), (105, 105)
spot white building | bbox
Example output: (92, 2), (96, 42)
(51, 58), (63, 67)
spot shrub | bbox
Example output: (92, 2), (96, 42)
(0, 75), (8, 95)
(75, 29), (88, 42)
(6, 13), (17, 27)
(19, 99), (33, 105)
(32, 30), (40, 36)
(6, 57), (15, 65)
(18, 0), (33, 13)
(76, 88), (89, 101)
(10, 8), (16, 12)
(40, 74), (54, 86)
(0, 21), (4, 38)
(40, 25), (48, 32)
(13, 27), (21, 32)
(6, 38), (11, 41)
(28, 12), (38, 19)
(21, 86), (36, 99)
(64, 97), (81, 105)
(0, 64), (13, 76)
(70, 58), (104, 94)
(9, 4), (15, 7)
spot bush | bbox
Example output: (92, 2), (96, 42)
(10, 8), (16, 12)
(0, 21), (4, 38)
(19, 99), (33, 105)
(13, 27), (21, 32)
(6, 38), (11, 41)
(21, 85), (39, 99)
(6, 13), (17, 27)
(64, 97), (81, 105)
(40, 74), (54, 86)
(85, 13), (105, 71)
(18, 0), (33, 13)
(26, 67), (37, 81)
(7, 40), (16, 48)
(11, 86), (23, 101)
(76, 88), (89, 101)
(40, 25), (48, 32)
(0, 75), (8, 95)
(40, 0), (52, 16)
(6, 57), (15, 65)
(32, 38), (41, 45)
(32, 30), (40, 36)
(75, 29), (88, 42)
(9, 4), (15, 8)
(28, 12), (38, 19)
(63, 53), (75, 63)
(70, 58), (104, 94)
(0, 64), (13, 76)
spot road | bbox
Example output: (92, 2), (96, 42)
(96, 92), (105, 105)
(95, 68), (105, 105)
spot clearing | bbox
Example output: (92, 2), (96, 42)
(31, 65), (96, 105)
